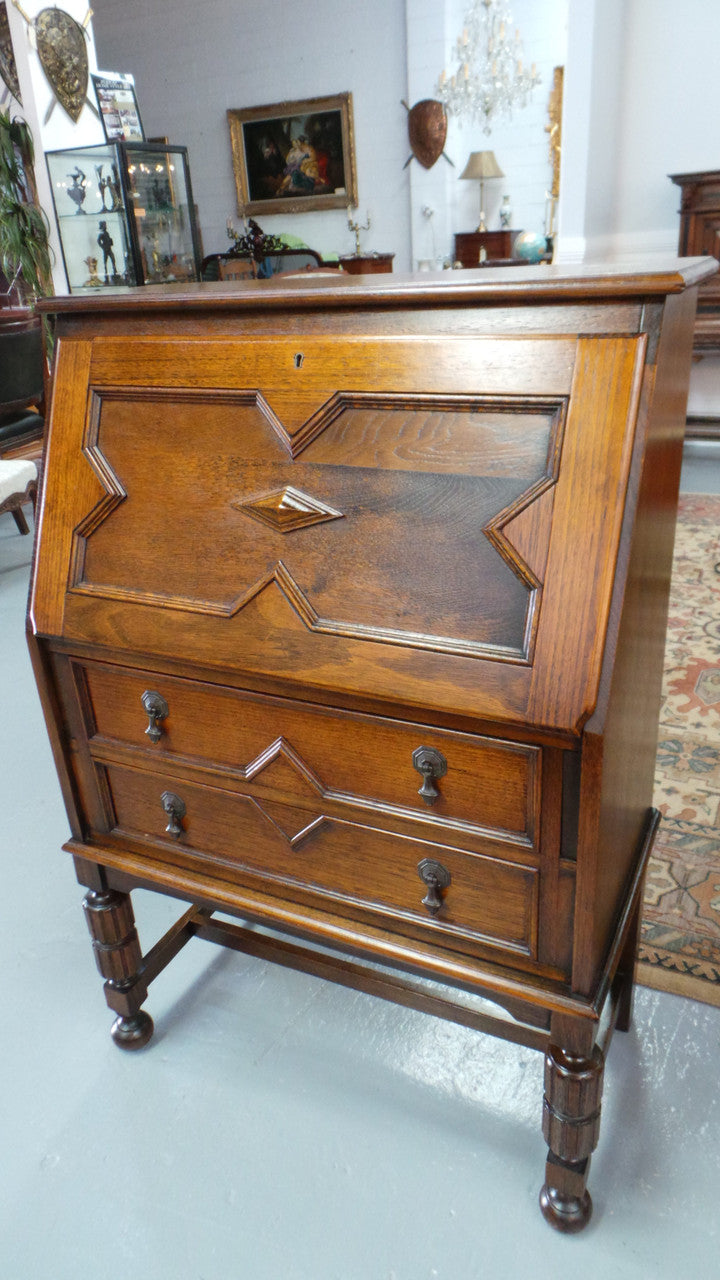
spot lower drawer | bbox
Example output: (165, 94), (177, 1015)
(101, 762), (540, 959)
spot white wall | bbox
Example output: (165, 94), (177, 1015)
(557, 0), (626, 262)
(406, 0), (569, 267)
(92, 0), (567, 272)
(91, 0), (411, 267)
(11, 0), (720, 359)
(560, 0), (720, 263)
(611, 0), (720, 258)
(579, 0), (720, 410)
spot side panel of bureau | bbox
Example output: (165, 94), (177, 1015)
(572, 290), (697, 993)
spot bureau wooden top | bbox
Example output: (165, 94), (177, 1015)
(37, 256), (716, 317)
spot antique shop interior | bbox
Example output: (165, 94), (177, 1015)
(1, 0), (720, 1276)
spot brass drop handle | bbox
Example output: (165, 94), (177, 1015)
(417, 858), (451, 915)
(161, 790), (186, 838)
(412, 746), (447, 804)
(141, 690), (169, 743)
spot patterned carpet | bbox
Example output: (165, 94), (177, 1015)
(637, 492), (720, 1006)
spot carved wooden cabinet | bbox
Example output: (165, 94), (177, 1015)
(454, 229), (519, 265)
(670, 169), (720, 354)
(338, 252), (394, 273)
(30, 259), (714, 1230)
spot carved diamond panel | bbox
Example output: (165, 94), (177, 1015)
(233, 485), (344, 533)
(254, 799), (328, 847)
(73, 386), (566, 663)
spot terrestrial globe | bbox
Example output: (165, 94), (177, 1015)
(514, 231), (547, 263)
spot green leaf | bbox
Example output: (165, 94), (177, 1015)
(0, 109), (53, 307)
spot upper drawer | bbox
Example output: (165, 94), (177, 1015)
(74, 660), (540, 855)
(34, 329), (646, 731)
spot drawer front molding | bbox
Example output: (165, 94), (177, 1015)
(100, 761), (541, 960)
(74, 660), (542, 854)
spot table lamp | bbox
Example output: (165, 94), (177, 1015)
(459, 150), (504, 232)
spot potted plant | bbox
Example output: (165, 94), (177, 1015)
(0, 110), (53, 305)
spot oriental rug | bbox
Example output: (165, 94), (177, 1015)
(637, 492), (720, 1006)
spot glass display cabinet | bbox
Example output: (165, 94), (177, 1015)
(45, 142), (201, 292)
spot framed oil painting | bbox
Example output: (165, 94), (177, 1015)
(227, 92), (357, 216)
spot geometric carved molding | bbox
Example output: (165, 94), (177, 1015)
(288, 390), (565, 459)
(484, 479), (557, 592)
(480, 389), (566, 596)
(71, 439), (127, 588)
(235, 734), (490, 848)
(481, 484), (552, 663)
(70, 545), (540, 661)
(479, 402), (567, 660)
(253, 798), (328, 847)
(232, 484), (344, 532)
(240, 738), (329, 847)
(71, 387), (569, 664)
(499, 483), (556, 587)
(244, 735), (325, 794)
(76, 441), (127, 539)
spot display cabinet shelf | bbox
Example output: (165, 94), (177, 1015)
(45, 141), (201, 293)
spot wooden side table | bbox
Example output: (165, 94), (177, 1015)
(670, 169), (720, 438)
(454, 230), (519, 267)
(670, 170), (720, 354)
(338, 253), (394, 274)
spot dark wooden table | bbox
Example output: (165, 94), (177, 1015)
(338, 253), (394, 273)
(454, 230), (520, 265)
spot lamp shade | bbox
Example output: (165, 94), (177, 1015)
(459, 150), (504, 181)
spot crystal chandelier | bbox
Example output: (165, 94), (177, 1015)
(437, 0), (541, 134)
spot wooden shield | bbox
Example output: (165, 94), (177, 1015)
(0, 2), (21, 104)
(35, 7), (88, 122)
(408, 100), (447, 170)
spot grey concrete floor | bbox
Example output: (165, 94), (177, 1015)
(2, 493), (720, 1280)
(680, 437), (720, 494)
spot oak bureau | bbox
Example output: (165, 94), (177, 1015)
(30, 259), (715, 1230)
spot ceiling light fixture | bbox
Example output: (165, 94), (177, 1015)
(437, 0), (540, 134)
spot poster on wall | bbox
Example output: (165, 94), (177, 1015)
(92, 72), (145, 143)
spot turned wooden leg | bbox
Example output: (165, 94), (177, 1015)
(539, 1043), (604, 1232)
(83, 889), (154, 1050)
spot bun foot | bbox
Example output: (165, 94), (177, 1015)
(111, 1011), (154, 1050)
(539, 1184), (592, 1233)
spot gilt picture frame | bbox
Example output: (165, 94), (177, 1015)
(227, 92), (357, 216)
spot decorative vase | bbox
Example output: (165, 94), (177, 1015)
(500, 195), (512, 229)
